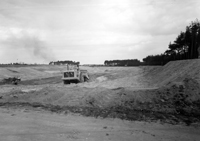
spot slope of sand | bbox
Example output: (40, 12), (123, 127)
(0, 65), (67, 80)
(79, 66), (153, 89)
(145, 59), (200, 86)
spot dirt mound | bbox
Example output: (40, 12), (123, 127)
(0, 77), (200, 125)
(0, 65), (66, 82)
(0, 83), (199, 125)
(145, 59), (200, 87)
(154, 77), (200, 111)
(0, 67), (46, 80)
(0, 86), (128, 108)
(0, 61), (200, 125)
(166, 78), (200, 102)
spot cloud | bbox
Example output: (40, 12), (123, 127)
(104, 0), (200, 36)
(0, 0), (200, 64)
(1, 30), (55, 63)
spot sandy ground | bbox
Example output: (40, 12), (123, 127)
(0, 59), (200, 140)
(0, 108), (200, 141)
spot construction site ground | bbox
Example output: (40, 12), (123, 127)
(0, 59), (200, 141)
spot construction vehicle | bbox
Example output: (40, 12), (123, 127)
(3, 77), (21, 85)
(62, 65), (89, 84)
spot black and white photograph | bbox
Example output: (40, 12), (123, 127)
(0, 0), (200, 140)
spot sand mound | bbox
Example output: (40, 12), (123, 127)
(0, 65), (66, 81)
(0, 67), (48, 80)
(146, 59), (200, 86)
(159, 78), (200, 103)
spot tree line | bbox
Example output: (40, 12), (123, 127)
(49, 60), (80, 65)
(143, 19), (200, 65)
(104, 59), (141, 66)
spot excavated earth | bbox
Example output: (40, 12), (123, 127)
(0, 59), (200, 125)
(0, 59), (200, 140)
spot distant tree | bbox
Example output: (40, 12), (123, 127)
(142, 19), (200, 66)
(49, 60), (80, 65)
(104, 59), (141, 66)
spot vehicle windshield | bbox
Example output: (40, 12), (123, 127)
(64, 72), (74, 77)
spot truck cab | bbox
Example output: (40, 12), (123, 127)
(62, 69), (89, 84)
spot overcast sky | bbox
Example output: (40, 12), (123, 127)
(0, 0), (199, 64)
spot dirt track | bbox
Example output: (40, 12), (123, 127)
(0, 59), (200, 140)
(1, 108), (200, 141)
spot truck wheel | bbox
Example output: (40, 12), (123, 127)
(80, 74), (84, 82)
(63, 80), (70, 84)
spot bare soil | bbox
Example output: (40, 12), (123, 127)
(1, 108), (200, 141)
(0, 59), (200, 140)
